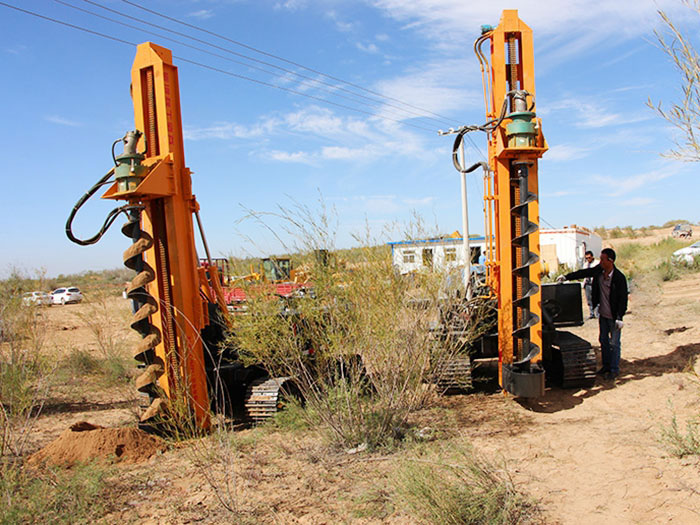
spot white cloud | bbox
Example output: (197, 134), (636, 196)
(356, 42), (379, 54)
(44, 115), (82, 127)
(188, 106), (440, 165)
(184, 119), (279, 140)
(374, 58), (479, 121)
(594, 164), (682, 196)
(325, 10), (355, 32)
(545, 144), (590, 162)
(619, 197), (655, 206)
(403, 196), (436, 206)
(275, 0), (309, 11)
(321, 145), (374, 160)
(544, 97), (651, 129)
(267, 150), (315, 164)
(4, 44), (26, 55)
(541, 190), (574, 198)
(188, 9), (214, 20)
(367, 0), (683, 59)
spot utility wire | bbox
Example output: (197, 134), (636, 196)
(74, 0), (457, 128)
(0, 2), (436, 132)
(0, 1), (135, 46)
(173, 56), (437, 131)
(119, 0), (462, 126)
(55, 0), (443, 127)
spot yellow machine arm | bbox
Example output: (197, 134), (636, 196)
(477, 10), (548, 396)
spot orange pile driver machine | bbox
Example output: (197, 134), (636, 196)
(66, 43), (295, 429)
(447, 10), (596, 396)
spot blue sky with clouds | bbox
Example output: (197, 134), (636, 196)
(1, 0), (697, 277)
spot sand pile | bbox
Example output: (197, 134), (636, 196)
(28, 421), (166, 467)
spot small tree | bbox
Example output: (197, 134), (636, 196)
(650, 1), (700, 161)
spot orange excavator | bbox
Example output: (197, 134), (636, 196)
(442, 10), (596, 396)
(66, 42), (296, 429)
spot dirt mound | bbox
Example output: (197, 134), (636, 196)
(28, 421), (166, 467)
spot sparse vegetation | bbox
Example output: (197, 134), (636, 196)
(233, 208), (487, 451)
(395, 441), (538, 524)
(0, 461), (113, 524)
(660, 414), (700, 458)
(0, 296), (52, 458)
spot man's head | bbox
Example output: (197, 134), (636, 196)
(600, 248), (616, 272)
(584, 250), (594, 263)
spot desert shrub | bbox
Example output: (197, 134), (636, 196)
(0, 297), (52, 458)
(594, 226), (608, 239)
(62, 348), (101, 375)
(74, 291), (134, 388)
(657, 261), (679, 282)
(662, 219), (691, 228)
(395, 442), (538, 524)
(233, 206), (486, 450)
(608, 227), (625, 238)
(623, 225), (638, 238)
(660, 414), (700, 458)
(0, 461), (112, 524)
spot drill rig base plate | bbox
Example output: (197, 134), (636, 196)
(502, 363), (545, 398)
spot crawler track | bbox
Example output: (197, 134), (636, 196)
(435, 357), (472, 393)
(244, 377), (299, 421)
(550, 331), (596, 388)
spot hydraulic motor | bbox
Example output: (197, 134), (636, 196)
(506, 91), (537, 148)
(114, 130), (148, 192)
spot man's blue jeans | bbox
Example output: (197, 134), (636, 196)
(599, 317), (621, 375)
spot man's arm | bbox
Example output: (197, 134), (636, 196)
(616, 272), (628, 320)
(564, 265), (600, 281)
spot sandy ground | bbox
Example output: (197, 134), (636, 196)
(17, 231), (700, 523)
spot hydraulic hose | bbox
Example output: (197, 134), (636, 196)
(65, 167), (138, 246)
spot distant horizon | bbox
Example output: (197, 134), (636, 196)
(2, 1), (698, 277)
(3, 221), (693, 281)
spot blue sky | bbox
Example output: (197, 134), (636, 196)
(1, 0), (698, 277)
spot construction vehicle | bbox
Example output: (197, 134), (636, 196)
(439, 10), (596, 396)
(65, 42), (298, 428)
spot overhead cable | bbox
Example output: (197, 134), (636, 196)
(73, 0), (457, 128)
(118, 0), (461, 126)
(0, 1), (437, 132)
(55, 0), (444, 126)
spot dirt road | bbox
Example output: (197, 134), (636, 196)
(24, 253), (700, 523)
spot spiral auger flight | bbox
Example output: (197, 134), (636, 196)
(122, 208), (165, 422)
(510, 161), (541, 369)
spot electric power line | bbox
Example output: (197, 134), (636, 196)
(0, 1), (437, 132)
(54, 0), (448, 128)
(119, 0), (462, 127)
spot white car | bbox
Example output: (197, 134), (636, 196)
(22, 291), (52, 306)
(672, 241), (700, 264)
(51, 287), (83, 305)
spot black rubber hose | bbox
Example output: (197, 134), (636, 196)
(65, 168), (137, 246)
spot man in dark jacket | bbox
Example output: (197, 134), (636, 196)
(559, 248), (628, 380)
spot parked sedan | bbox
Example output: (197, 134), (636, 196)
(51, 287), (83, 305)
(22, 291), (52, 306)
(672, 241), (700, 264)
